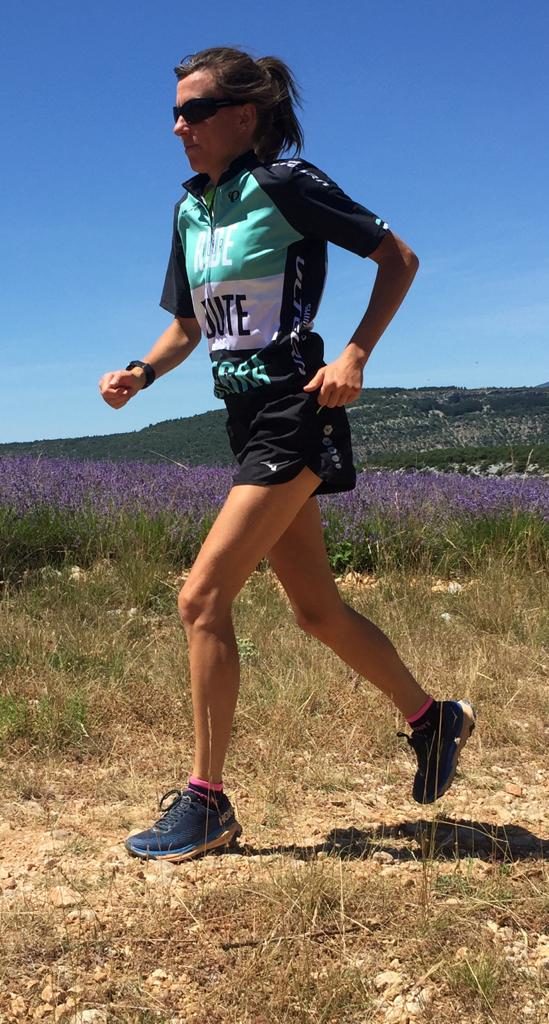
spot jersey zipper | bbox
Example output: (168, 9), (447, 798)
(200, 186), (217, 340)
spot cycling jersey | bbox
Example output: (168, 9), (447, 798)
(160, 150), (388, 399)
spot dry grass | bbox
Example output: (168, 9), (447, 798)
(0, 559), (548, 1023)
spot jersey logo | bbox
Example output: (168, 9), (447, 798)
(212, 353), (271, 397)
(194, 225), (238, 272)
(201, 294), (250, 340)
(228, 190), (240, 202)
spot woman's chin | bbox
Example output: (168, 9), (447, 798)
(185, 147), (207, 173)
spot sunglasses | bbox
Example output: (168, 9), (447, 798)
(173, 97), (242, 125)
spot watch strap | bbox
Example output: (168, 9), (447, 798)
(125, 360), (156, 388)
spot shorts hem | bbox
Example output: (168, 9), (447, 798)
(231, 458), (356, 495)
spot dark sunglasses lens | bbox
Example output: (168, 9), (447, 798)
(173, 99), (217, 125)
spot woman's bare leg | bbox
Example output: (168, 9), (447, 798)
(267, 497), (428, 718)
(178, 467), (322, 783)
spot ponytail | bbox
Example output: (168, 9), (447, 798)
(174, 47), (304, 163)
(255, 56), (304, 163)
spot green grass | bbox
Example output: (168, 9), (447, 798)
(1, 505), (547, 585)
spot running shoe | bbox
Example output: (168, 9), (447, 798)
(399, 699), (476, 804)
(125, 788), (242, 862)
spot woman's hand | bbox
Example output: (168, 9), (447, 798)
(304, 231), (419, 409)
(303, 347), (364, 408)
(98, 368), (145, 409)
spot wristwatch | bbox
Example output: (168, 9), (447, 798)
(125, 360), (156, 389)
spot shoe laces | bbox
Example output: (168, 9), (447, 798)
(397, 729), (435, 776)
(154, 788), (201, 833)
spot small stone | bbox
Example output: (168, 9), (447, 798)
(384, 1006), (405, 1024)
(40, 983), (55, 1003)
(54, 1000), (76, 1019)
(143, 859), (176, 875)
(374, 969), (404, 991)
(50, 886), (81, 908)
(147, 968), (170, 987)
(419, 985), (434, 1006)
(447, 581), (463, 593)
(71, 1012), (108, 1024)
(505, 782), (524, 797)
(10, 995), (27, 1017)
(440, 612), (452, 622)
(371, 851), (394, 864)
(34, 1006), (53, 1021)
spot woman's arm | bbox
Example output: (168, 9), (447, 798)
(303, 231), (419, 408)
(99, 316), (201, 409)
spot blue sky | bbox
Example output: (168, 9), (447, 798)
(1, 0), (548, 443)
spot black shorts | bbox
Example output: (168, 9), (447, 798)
(220, 333), (356, 495)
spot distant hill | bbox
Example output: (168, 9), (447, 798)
(1, 385), (548, 474)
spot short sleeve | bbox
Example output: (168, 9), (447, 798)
(275, 161), (389, 258)
(159, 201), (195, 317)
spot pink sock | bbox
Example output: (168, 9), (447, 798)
(406, 697), (434, 725)
(188, 775), (223, 793)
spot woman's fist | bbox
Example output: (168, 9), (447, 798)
(98, 369), (145, 409)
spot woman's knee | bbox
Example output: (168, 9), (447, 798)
(177, 581), (230, 631)
(293, 598), (346, 643)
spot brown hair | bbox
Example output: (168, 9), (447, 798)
(174, 47), (304, 163)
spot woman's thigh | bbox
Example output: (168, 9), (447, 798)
(180, 466), (322, 615)
(267, 497), (342, 626)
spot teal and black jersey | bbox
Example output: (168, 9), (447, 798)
(160, 150), (388, 358)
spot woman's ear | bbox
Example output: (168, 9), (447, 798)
(238, 103), (257, 137)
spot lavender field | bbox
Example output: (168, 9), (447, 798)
(1, 455), (547, 579)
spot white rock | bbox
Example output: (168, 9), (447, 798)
(374, 969), (404, 991)
(372, 850), (394, 864)
(447, 581), (463, 593)
(71, 1012), (107, 1024)
(50, 886), (81, 908)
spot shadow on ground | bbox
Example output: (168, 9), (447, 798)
(234, 818), (548, 862)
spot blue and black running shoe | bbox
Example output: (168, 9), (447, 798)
(125, 788), (242, 862)
(399, 700), (476, 804)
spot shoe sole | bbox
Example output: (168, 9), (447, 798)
(436, 699), (476, 800)
(126, 822), (243, 863)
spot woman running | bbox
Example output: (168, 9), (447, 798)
(99, 46), (475, 861)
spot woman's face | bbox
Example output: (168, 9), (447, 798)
(173, 69), (256, 183)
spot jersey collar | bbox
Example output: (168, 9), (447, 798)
(182, 149), (259, 197)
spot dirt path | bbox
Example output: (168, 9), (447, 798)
(1, 753), (548, 1023)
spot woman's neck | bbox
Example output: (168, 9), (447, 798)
(206, 146), (254, 186)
